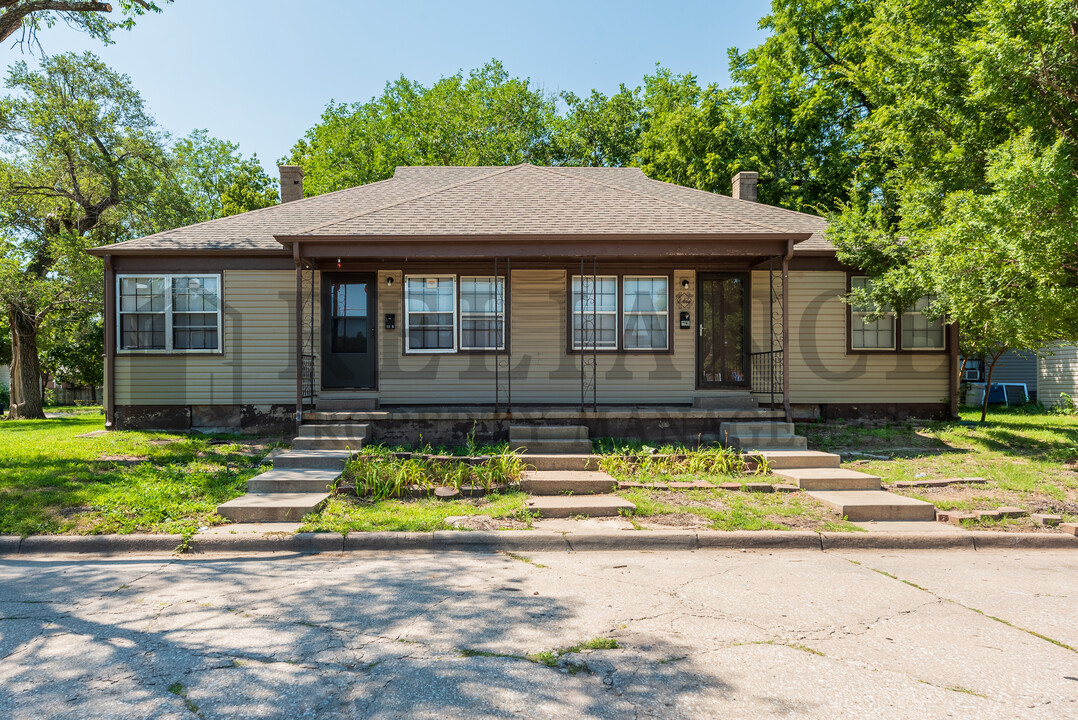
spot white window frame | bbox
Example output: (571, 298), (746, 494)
(459, 275), (506, 351)
(404, 274), (457, 354)
(571, 274), (619, 351)
(849, 276), (896, 351)
(900, 296), (946, 351)
(116, 274), (222, 354)
(622, 275), (670, 351)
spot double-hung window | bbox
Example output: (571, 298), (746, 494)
(460, 276), (505, 350)
(404, 275), (508, 353)
(118, 275), (221, 352)
(900, 295), (945, 350)
(623, 276), (669, 350)
(404, 276), (456, 352)
(571, 275), (618, 350)
(850, 276), (895, 350)
(849, 276), (945, 352)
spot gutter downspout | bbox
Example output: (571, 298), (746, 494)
(782, 239), (793, 423)
(104, 254), (115, 429)
(294, 244), (303, 427)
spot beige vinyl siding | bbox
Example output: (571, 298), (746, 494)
(115, 270), (302, 405)
(376, 269), (695, 404)
(751, 270), (949, 404)
(1037, 344), (1078, 407)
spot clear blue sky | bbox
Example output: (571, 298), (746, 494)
(4, 0), (773, 172)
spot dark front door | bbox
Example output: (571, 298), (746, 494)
(322, 273), (376, 389)
(697, 273), (749, 388)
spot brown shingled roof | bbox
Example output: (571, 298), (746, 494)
(89, 164), (832, 255)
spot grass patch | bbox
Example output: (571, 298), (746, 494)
(798, 408), (1078, 524)
(345, 443), (527, 499)
(0, 410), (280, 536)
(615, 487), (862, 532)
(298, 492), (530, 533)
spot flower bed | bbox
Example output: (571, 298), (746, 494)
(339, 445), (527, 500)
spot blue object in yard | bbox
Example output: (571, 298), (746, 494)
(986, 384), (1008, 404)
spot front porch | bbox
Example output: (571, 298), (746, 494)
(302, 403), (786, 446)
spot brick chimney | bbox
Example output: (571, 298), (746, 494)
(731, 171), (758, 202)
(279, 165), (304, 203)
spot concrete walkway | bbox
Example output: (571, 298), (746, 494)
(1, 549), (1076, 718)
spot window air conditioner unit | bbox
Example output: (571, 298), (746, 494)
(963, 368), (981, 382)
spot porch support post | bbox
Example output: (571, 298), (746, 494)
(103, 254), (115, 428)
(782, 239), (793, 423)
(294, 244), (303, 425)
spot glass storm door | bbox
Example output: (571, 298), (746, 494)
(321, 273), (376, 389)
(697, 273), (749, 388)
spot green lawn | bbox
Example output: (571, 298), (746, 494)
(298, 492), (531, 533)
(0, 408), (281, 536)
(799, 407), (1078, 528)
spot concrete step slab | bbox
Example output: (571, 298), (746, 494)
(720, 421), (795, 436)
(509, 425), (589, 441)
(520, 470), (616, 495)
(216, 492), (330, 523)
(758, 450), (841, 469)
(806, 490), (936, 522)
(693, 395), (759, 409)
(526, 494), (636, 518)
(297, 423), (370, 439)
(292, 437), (367, 451)
(521, 454), (599, 471)
(246, 469), (340, 493)
(773, 467), (881, 491)
(512, 439), (593, 454)
(273, 450), (353, 471)
(727, 435), (809, 451)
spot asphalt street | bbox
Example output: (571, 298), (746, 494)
(1, 547), (1076, 719)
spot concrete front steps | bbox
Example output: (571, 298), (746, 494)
(216, 444), (353, 523)
(520, 470), (615, 495)
(720, 421), (807, 450)
(807, 491), (937, 522)
(511, 425), (592, 454)
(291, 423), (369, 451)
(526, 494), (636, 518)
(514, 424), (633, 518)
(764, 450), (936, 522)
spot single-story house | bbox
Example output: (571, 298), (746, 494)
(87, 164), (958, 441)
(961, 348), (1078, 408)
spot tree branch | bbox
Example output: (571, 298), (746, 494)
(0, 1), (113, 43)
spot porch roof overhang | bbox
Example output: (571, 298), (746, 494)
(274, 232), (811, 260)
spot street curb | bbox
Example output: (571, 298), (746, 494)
(1, 530), (1075, 555)
(190, 533), (344, 553)
(16, 534), (183, 554)
(969, 532), (1078, 549)
(698, 531), (820, 550)
(821, 533), (976, 550)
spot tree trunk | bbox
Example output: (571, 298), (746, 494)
(90, 384), (97, 404)
(7, 305), (45, 420)
(980, 352), (1003, 423)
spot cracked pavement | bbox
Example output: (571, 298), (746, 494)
(1, 548), (1076, 719)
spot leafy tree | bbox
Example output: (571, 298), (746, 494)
(0, 0), (167, 49)
(41, 316), (103, 402)
(555, 85), (642, 167)
(812, 0), (1078, 420)
(128, 129), (278, 235)
(0, 52), (166, 419)
(284, 60), (559, 195)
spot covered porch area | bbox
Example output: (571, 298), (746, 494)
(281, 228), (805, 441)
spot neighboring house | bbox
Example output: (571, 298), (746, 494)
(87, 165), (956, 440)
(1038, 344), (1078, 408)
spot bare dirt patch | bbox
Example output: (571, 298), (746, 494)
(639, 513), (710, 529)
